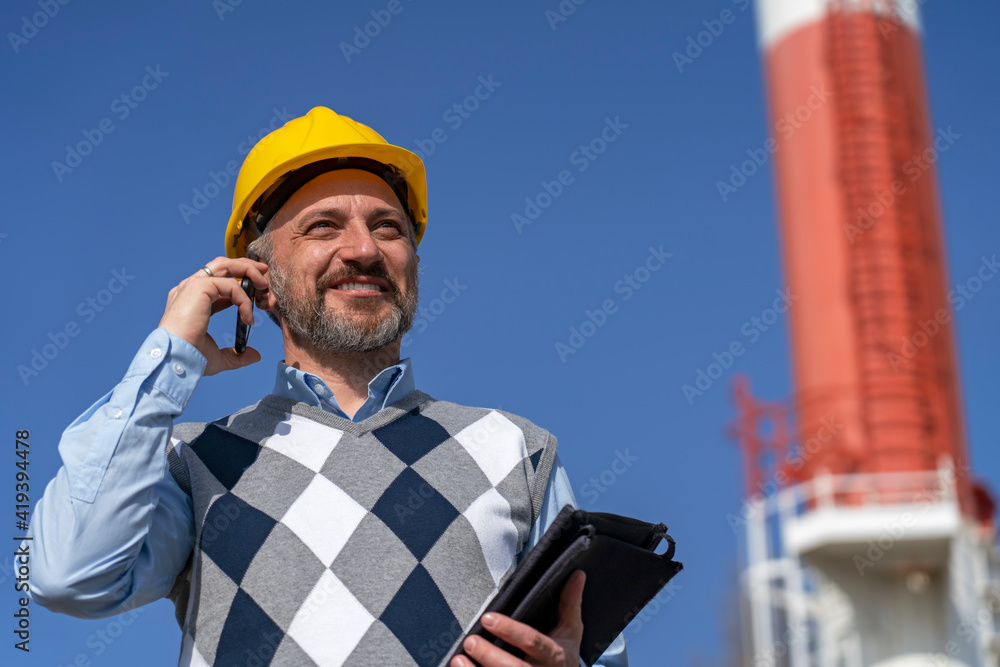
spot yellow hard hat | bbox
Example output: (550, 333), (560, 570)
(225, 106), (427, 258)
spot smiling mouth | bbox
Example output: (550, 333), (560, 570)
(332, 282), (385, 293)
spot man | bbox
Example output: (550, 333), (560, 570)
(28, 107), (627, 667)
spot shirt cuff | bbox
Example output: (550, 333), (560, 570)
(131, 328), (207, 411)
(60, 329), (205, 503)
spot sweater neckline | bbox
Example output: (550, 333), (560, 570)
(255, 390), (436, 436)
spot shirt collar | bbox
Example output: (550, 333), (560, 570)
(272, 357), (415, 422)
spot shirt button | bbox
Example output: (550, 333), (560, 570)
(113, 409), (123, 419)
(173, 363), (185, 376)
(150, 348), (163, 360)
(315, 385), (326, 395)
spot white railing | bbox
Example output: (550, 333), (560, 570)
(773, 457), (958, 524)
(742, 458), (961, 666)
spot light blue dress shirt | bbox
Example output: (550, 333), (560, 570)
(28, 328), (627, 666)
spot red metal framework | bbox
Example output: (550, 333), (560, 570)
(735, 0), (980, 518)
(827, 0), (964, 480)
(729, 375), (795, 498)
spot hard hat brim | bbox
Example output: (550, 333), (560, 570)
(225, 142), (427, 258)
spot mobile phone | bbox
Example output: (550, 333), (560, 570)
(235, 277), (254, 354)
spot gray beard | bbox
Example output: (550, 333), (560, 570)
(269, 263), (418, 354)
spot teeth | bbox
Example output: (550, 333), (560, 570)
(335, 282), (382, 291)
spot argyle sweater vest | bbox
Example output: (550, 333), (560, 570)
(163, 390), (557, 667)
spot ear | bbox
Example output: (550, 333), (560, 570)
(262, 287), (279, 312)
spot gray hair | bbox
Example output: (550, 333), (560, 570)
(245, 231), (283, 328)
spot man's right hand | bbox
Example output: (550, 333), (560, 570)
(158, 257), (271, 376)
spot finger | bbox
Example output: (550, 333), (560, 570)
(217, 263), (270, 304)
(201, 279), (251, 325)
(197, 256), (268, 276)
(214, 346), (261, 373)
(450, 655), (477, 667)
(478, 614), (561, 664)
(196, 260), (271, 312)
(552, 571), (586, 639)
(194, 257), (231, 279)
(210, 296), (234, 316)
(213, 276), (255, 326)
(460, 633), (528, 667)
(549, 570), (587, 647)
(196, 257), (270, 291)
(241, 263), (271, 293)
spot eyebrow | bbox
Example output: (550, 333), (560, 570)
(301, 206), (405, 222)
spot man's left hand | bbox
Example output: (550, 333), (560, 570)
(451, 570), (586, 667)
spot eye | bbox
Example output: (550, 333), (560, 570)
(375, 219), (404, 237)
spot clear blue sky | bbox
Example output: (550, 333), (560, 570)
(3, 1), (999, 665)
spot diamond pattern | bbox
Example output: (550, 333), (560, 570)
(422, 517), (501, 625)
(281, 475), (366, 566)
(330, 514), (418, 617)
(201, 493), (277, 585)
(229, 447), (317, 521)
(372, 408), (451, 465)
(187, 555), (237, 664)
(240, 523), (328, 630)
(265, 414), (342, 471)
(454, 412), (527, 485)
(371, 467), (459, 560)
(287, 570), (376, 666)
(348, 621), (426, 667)
(216, 589), (284, 667)
(379, 564), (460, 667)
(321, 432), (407, 511)
(411, 438), (494, 514)
(190, 424), (261, 490)
(463, 488), (518, 585)
(181, 395), (550, 666)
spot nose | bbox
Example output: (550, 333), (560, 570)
(336, 218), (384, 267)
